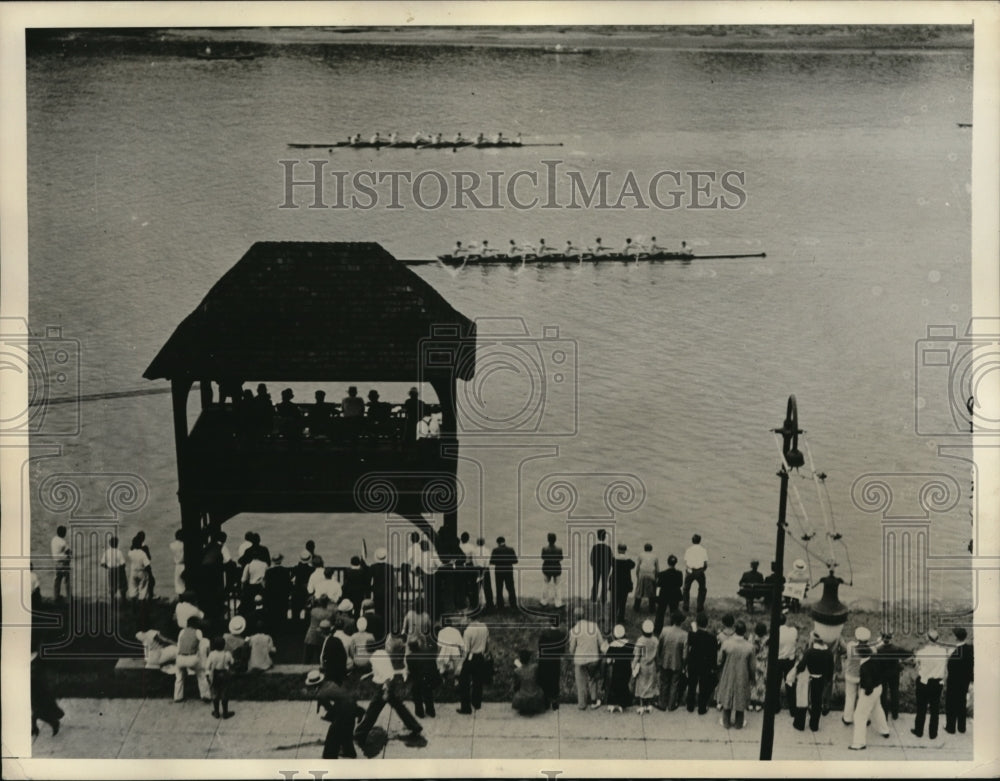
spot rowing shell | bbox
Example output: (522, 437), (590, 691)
(400, 251), (767, 266)
(287, 140), (563, 149)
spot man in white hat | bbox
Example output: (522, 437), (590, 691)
(911, 628), (946, 739)
(224, 615), (249, 673)
(840, 626), (872, 724)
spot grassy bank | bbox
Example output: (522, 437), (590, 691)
(33, 596), (971, 712)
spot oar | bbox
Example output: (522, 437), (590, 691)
(691, 252), (767, 260)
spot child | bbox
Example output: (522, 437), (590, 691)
(206, 636), (235, 718)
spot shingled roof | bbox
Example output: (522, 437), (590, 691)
(143, 241), (476, 382)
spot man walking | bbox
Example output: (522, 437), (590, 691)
(682, 534), (708, 613)
(50, 525), (72, 602)
(655, 612), (687, 711)
(848, 645), (891, 750)
(589, 529), (613, 604)
(490, 536), (518, 609)
(793, 633), (834, 732)
(354, 635), (424, 745)
(945, 627), (973, 734)
(911, 628), (946, 740)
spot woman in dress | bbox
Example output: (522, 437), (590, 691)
(750, 621), (769, 712)
(632, 619), (659, 713)
(715, 620), (755, 729)
(604, 625), (635, 713)
(511, 649), (547, 715)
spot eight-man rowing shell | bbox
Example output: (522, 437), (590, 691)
(287, 140), (563, 149)
(398, 250), (767, 266)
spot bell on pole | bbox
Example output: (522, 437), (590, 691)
(810, 566), (849, 644)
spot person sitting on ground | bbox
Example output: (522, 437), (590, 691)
(246, 621), (277, 673)
(135, 625), (178, 671)
(223, 616), (250, 674)
(512, 649), (547, 716)
(784, 559), (810, 611)
(762, 561), (782, 607)
(738, 559), (766, 612)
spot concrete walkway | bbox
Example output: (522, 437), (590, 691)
(28, 698), (973, 761)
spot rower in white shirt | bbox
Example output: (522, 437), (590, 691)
(370, 131), (382, 145)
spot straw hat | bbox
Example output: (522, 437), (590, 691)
(300, 550), (312, 562)
(357, 617), (368, 632)
(854, 626), (871, 643)
(228, 616), (246, 635)
(613, 624), (626, 639)
(304, 669), (324, 686)
(374, 547), (387, 562)
(792, 559), (807, 571)
(641, 620), (654, 635)
(338, 599), (354, 613)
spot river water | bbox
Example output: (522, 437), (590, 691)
(25, 30), (974, 608)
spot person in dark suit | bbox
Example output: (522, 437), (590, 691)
(945, 627), (973, 734)
(368, 548), (394, 634)
(342, 556), (370, 618)
(685, 612), (718, 714)
(489, 537), (518, 609)
(738, 559), (765, 612)
(875, 630), (907, 720)
(262, 553), (291, 635)
(612, 544), (635, 625)
(653, 555), (683, 636)
(794, 634), (835, 732)
(589, 530), (613, 604)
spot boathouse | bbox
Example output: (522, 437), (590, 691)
(143, 241), (476, 603)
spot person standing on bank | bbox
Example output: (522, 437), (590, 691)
(945, 627), (973, 735)
(875, 630), (906, 721)
(490, 536), (518, 609)
(589, 529), (613, 604)
(100, 535), (128, 603)
(682, 534), (708, 613)
(715, 620), (755, 730)
(540, 532), (563, 608)
(841, 626), (872, 725)
(910, 629), (948, 740)
(633, 543), (659, 613)
(50, 525), (72, 603)
(653, 554), (683, 635)
(685, 612), (719, 715)
(792, 633), (834, 732)
(612, 543), (635, 624)
(457, 617), (490, 714)
(848, 645), (891, 750)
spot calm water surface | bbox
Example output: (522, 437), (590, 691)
(26, 36), (974, 606)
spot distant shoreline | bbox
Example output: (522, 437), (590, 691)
(26, 24), (974, 57)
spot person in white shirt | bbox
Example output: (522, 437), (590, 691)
(436, 624), (465, 678)
(100, 535), (127, 602)
(50, 525), (72, 602)
(682, 534), (709, 613)
(175, 591), (205, 630)
(776, 614), (799, 712)
(307, 567), (343, 605)
(472, 536), (494, 609)
(126, 539), (152, 601)
(169, 528), (186, 597)
(457, 619), (490, 714)
(911, 629), (947, 739)
(840, 626), (872, 724)
(568, 607), (609, 709)
(354, 635), (424, 746)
